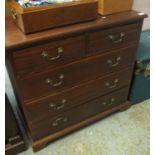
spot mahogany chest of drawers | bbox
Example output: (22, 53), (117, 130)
(6, 11), (146, 152)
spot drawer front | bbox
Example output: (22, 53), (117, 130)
(29, 87), (130, 140)
(13, 35), (85, 77)
(19, 45), (136, 101)
(87, 22), (142, 55)
(26, 67), (133, 122)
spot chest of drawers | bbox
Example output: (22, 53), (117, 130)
(6, 11), (147, 152)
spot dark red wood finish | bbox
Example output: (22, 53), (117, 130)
(5, 11), (147, 52)
(18, 45), (137, 101)
(29, 87), (130, 140)
(13, 35), (85, 77)
(5, 11), (147, 152)
(87, 22), (142, 55)
(26, 67), (133, 123)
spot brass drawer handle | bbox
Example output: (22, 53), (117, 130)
(42, 47), (63, 62)
(52, 117), (68, 126)
(102, 98), (115, 106)
(45, 74), (64, 87)
(107, 56), (121, 67)
(109, 32), (125, 43)
(105, 79), (119, 89)
(49, 99), (66, 110)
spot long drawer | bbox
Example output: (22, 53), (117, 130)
(13, 35), (85, 78)
(26, 67), (133, 123)
(87, 22), (142, 55)
(19, 45), (136, 101)
(29, 87), (129, 140)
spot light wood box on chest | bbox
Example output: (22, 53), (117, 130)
(7, 0), (98, 34)
(98, 0), (133, 15)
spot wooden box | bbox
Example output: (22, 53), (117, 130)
(98, 0), (133, 15)
(7, 0), (98, 34)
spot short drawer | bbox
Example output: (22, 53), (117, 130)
(26, 67), (133, 122)
(19, 45), (136, 101)
(29, 87), (130, 140)
(87, 22), (142, 55)
(13, 35), (85, 77)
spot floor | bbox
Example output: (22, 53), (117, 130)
(18, 100), (149, 155)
